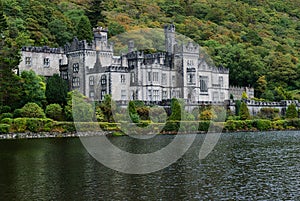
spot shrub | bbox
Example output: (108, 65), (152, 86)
(198, 121), (211, 131)
(20, 103), (46, 118)
(0, 113), (13, 120)
(286, 119), (300, 129)
(0, 124), (10, 134)
(254, 119), (271, 131)
(163, 121), (180, 132)
(45, 104), (63, 121)
(1, 118), (13, 124)
(199, 110), (216, 120)
(26, 118), (46, 133)
(258, 108), (280, 120)
(13, 118), (27, 133)
(272, 120), (287, 130)
(13, 109), (23, 118)
(0, 105), (11, 113)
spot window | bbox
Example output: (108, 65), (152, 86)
(148, 90), (152, 100)
(61, 71), (68, 80)
(162, 90), (168, 99)
(121, 74), (125, 83)
(25, 57), (31, 66)
(101, 75), (107, 85)
(153, 90), (159, 101)
(89, 76), (94, 86)
(219, 76), (224, 87)
(153, 72), (159, 82)
(200, 76), (208, 93)
(44, 58), (50, 67)
(148, 72), (151, 82)
(131, 72), (135, 83)
(72, 77), (80, 87)
(172, 75), (176, 85)
(213, 92), (219, 101)
(121, 90), (126, 100)
(162, 73), (167, 85)
(101, 90), (106, 100)
(220, 92), (225, 100)
(73, 63), (79, 73)
(90, 91), (95, 99)
(187, 73), (195, 85)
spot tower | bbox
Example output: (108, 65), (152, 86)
(164, 24), (176, 55)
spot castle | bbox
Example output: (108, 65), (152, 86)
(18, 24), (230, 103)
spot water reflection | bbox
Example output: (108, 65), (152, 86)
(0, 131), (299, 200)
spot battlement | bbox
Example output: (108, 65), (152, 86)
(21, 46), (64, 54)
(164, 24), (175, 32)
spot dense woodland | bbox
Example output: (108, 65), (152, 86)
(1, 0), (300, 104)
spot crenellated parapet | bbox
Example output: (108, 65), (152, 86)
(21, 46), (64, 54)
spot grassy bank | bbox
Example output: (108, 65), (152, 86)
(1, 118), (300, 135)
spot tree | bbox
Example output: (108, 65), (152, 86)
(100, 94), (116, 122)
(255, 76), (267, 98)
(64, 90), (93, 122)
(87, 0), (105, 27)
(20, 70), (46, 107)
(76, 16), (93, 42)
(128, 101), (139, 123)
(45, 74), (68, 106)
(239, 102), (251, 120)
(286, 104), (298, 119)
(169, 98), (182, 121)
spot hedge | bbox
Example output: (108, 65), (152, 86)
(0, 124), (10, 134)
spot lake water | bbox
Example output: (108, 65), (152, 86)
(0, 131), (300, 200)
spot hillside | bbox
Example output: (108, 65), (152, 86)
(2, 0), (300, 100)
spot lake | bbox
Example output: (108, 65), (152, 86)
(0, 131), (300, 200)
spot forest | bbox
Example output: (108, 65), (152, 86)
(1, 0), (300, 101)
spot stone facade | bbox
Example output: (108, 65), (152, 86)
(229, 86), (255, 100)
(19, 25), (230, 103)
(19, 46), (67, 77)
(59, 25), (229, 103)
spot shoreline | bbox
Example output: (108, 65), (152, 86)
(1, 129), (299, 140)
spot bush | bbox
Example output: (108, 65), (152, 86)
(254, 119), (271, 131)
(45, 104), (63, 121)
(258, 108), (280, 120)
(239, 102), (251, 120)
(163, 121), (180, 132)
(13, 118), (27, 133)
(1, 118), (13, 124)
(13, 109), (23, 118)
(0, 113), (13, 120)
(0, 105), (11, 113)
(272, 120), (287, 130)
(286, 119), (300, 129)
(0, 124), (10, 134)
(20, 103), (46, 118)
(198, 121), (211, 131)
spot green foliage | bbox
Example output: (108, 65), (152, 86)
(13, 109), (22, 118)
(45, 74), (68, 106)
(76, 16), (93, 42)
(286, 104), (298, 119)
(20, 70), (46, 107)
(235, 100), (241, 116)
(239, 102), (251, 120)
(169, 98), (182, 121)
(241, 92), (248, 100)
(99, 94), (117, 122)
(0, 112), (13, 120)
(0, 105), (11, 113)
(65, 90), (93, 122)
(199, 109), (216, 121)
(20, 102), (46, 118)
(45, 104), (63, 121)
(1, 118), (13, 124)
(258, 108), (280, 120)
(128, 101), (139, 123)
(13, 118), (27, 133)
(0, 124), (10, 134)
(254, 119), (272, 131)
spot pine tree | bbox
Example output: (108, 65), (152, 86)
(76, 16), (93, 42)
(286, 104), (298, 119)
(239, 102), (251, 120)
(169, 98), (182, 121)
